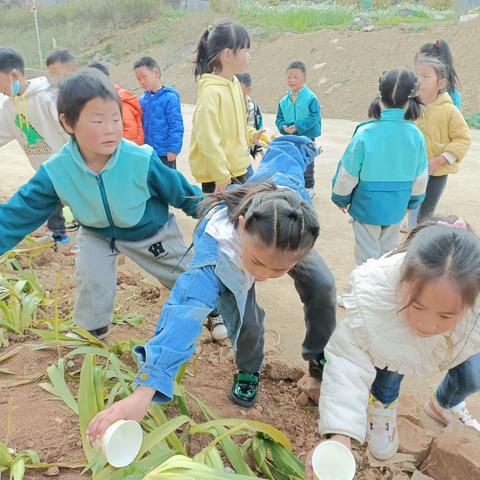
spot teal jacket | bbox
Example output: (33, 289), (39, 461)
(0, 138), (202, 253)
(276, 85), (321, 140)
(332, 109), (428, 226)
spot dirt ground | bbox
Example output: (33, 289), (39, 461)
(0, 106), (479, 478)
(109, 14), (480, 120)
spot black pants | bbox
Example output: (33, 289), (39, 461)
(418, 175), (448, 223)
(304, 162), (315, 189)
(159, 156), (177, 170)
(47, 203), (66, 233)
(201, 172), (251, 194)
(236, 249), (337, 373)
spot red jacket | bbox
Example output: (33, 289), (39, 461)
(115, 84), (144, 145)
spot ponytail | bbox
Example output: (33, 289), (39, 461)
(368, 96), (382, 119)
(194, 29), (211, 77)
(404, 95), (422, 121)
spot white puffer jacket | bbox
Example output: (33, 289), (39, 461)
(319, 252), (480, 443)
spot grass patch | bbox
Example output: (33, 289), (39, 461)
(0, 0), (185, 69)
(236, 0), (455, 33)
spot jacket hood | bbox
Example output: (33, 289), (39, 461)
(144, 86), (179, 100)
(197, 74), (239, 95)
(23, 76), (50, 97)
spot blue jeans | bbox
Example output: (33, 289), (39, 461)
(371, 353), (480, 407)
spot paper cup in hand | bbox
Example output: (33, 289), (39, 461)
(93, 420), (143, 468)
(312, 440), (356, 480)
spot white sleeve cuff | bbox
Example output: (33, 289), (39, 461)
(441, 152), (456, 165)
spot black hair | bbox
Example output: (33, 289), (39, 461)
(133, 56), (161, 72)
(194, 22), (250, 77)
(0, 47), (24, 74)
(286, 61), (307, 75)
(396, 216), (480, 310)
(368, 69), (422, 121)
(88, 61), (110, 77)
(199, 181), (319, 254)
(57, 68), (121, 130)
(46, 48), (75, 67)
(418, 39), (459, 94)
(235, 73), (252, 87)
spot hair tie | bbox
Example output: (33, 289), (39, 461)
(433, 40), (441, 49)
(437, 218), (467, 230)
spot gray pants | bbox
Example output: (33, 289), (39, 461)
(353, 221), (400, 266)
(418, 175), (448, 224)
(73, 214), (191, 330)
(235, 250), (337, 373)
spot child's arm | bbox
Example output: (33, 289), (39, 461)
(0, 167), (62, 254)
(408, 137), (428, 211)
(295, 97), (321, 137)
(121, 101), (141, 145)
(275, 103), (289, 134)
(319, 321), (377, 444)
(331, 135), (364, 209)
(148, 151), (202, 218)
(442, 107), (471, 163)
(87, 263), (220, 440)
(165, 94), (184, 160)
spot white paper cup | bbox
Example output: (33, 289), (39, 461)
(312, 440), (356, 480)
(93, 420), (143, 468)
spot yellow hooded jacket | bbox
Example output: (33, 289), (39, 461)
(189, 74), (256, 184)
(415, 92), (471, 177)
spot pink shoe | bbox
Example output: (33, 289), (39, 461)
(425, 390), (480, 432)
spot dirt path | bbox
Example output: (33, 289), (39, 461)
(1, 109), (479, 477)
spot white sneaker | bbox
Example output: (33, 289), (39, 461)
(366, 395), (399, 460)
(207, 314), (228, 341)
(425, 390), (480, 432)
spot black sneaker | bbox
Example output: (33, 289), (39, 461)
(309, 353), (326, 380)
(228, 371), (260, 408)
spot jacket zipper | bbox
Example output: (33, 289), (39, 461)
(96, 173), (117, 251)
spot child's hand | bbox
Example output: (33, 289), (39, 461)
(283, 125), (296, 134)
(253, 129), (266, 145)
(167, 152), (177, 162)
(214, 180), (230, 193)
(87, 386), (155, 443)
(428, 155), (447, 174)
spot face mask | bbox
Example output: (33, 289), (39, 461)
(10, 79), (21, 96)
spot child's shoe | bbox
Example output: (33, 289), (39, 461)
(228, 372), (260, 407)
(425, 390), (480, 432)
(308, 353), (326, 380)
(52, 231), (71, 245)
(366, 394), (399, 460)
(207, 314), (228, 341)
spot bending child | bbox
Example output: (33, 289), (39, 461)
(88, 134), (337, 440)
(306, 216), (480, 477)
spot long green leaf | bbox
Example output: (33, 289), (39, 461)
(192, 419), (292, 450)
(0, 441), (13, 469)
(10, 458), (25, 480)
(39, 359), (79, 415)
(77, 355), (107, 475)
(137, 416), (191, 459)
